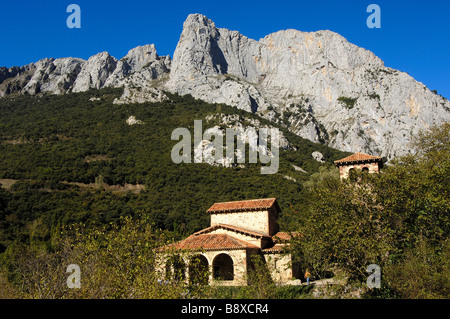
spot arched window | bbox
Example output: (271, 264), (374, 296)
(189, 255), (209, 285)
(212, 253), (234, 281)
(348, 167), (357, 181)
(362, 167), (369, 173)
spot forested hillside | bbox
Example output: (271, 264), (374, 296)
(0, 88), (348, 251)
(0, 87), (448, 300)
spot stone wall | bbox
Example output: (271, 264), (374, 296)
(157, 249), (261, 286)
(338, 161), (380, 180)
(264, 253), (295, 283)
(211, 209), (272, 235)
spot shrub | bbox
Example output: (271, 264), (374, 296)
(337, 96), (357, 109)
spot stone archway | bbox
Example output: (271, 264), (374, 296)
(189, 255), (209, 285)
(212, 253), (234, 281)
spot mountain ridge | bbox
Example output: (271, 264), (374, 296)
(1, 13), (448, 160)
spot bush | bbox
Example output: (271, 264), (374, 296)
(337, 96), (357, 109)
(0, 215), (212, 299)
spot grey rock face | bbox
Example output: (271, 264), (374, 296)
(0, 65), (30, 84)
(108, 45), (171, 104)
(0, 45), (171, 99)
(104, 44), (170, 88)
(312, 151), (325, 163)
(0, 63), (37, 96)
(165, 14), (450, 159)
(24, 57), (85, 94)
(72, 52), (118, 92)
(165, 14), (268, 113)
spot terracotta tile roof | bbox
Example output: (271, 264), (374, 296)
(262, 244), (286, 253)
(272, 231), (299, 242)
(262, 232), (299, 253)
(160, 229), (298, 253)
(195, 223), (271, 238)
(168, 233), (260, 251)
(334, 152), (382, 165)
(207, 198), (280, 214)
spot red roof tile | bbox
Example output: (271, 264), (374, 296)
(262, 232), (299, 253)
(262, 244), (286, 253)
(207, 198), (280, 213)
(160, 229), (298, 253)
(272, 232), (299, 242)
(334, 152), (381, 165)
(168, 233), (259, 251)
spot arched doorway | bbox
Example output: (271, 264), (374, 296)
(189, 255), (209, 285)
(212, 253), (234, 281)
(362, 167), (369, 173)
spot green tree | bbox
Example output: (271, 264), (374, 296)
(0, 214), (212, 299)
(375, 123), (450, 298)
(292, 123), (449, 298)
(292, 171), (395, 282)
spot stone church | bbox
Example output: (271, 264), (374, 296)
(158, 198), (300, 286)
(334, 152), (383, 180)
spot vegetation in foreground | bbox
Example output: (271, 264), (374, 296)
(291, 123), (449, 299)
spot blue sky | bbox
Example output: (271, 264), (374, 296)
(1, 0), (449, 98)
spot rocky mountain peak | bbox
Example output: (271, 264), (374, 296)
(184, 13), (216, 28)
(123, 44), (159, 72)
(1, 13), (448, 160)
(170, 13), (226, 78)
(72, 51), (118, 92)
(166, 14), (449, 159)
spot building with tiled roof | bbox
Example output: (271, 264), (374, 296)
(334, 152), (383, 180)
(158, 198), (301, 286)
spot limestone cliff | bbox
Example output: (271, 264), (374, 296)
(1, 13), (448, 159)
(165, 14), (450, 159)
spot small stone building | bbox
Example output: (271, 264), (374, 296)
(334, 152), (383, 180)
(158, 198), (300, 286)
